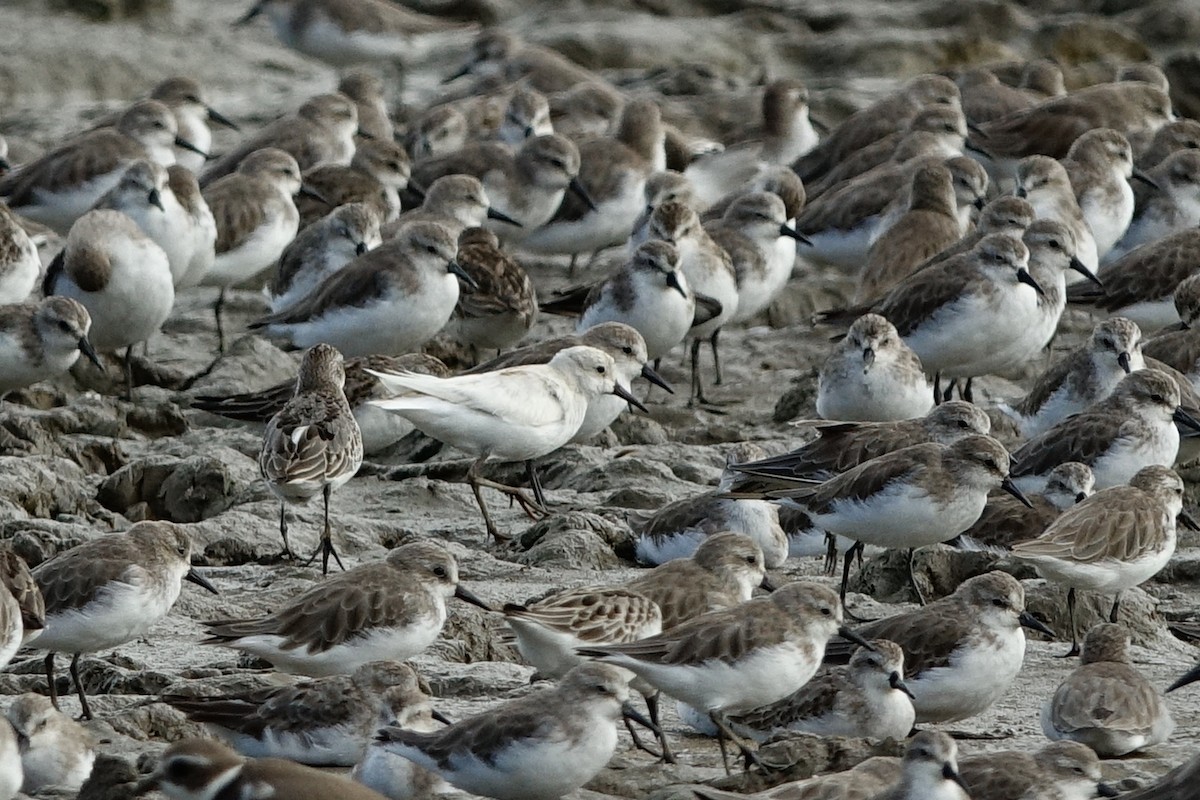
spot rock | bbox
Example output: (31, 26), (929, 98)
(0, 518), (112, 566)
(183, 336), (298, 399)
(513, 511), (632, 552)
(849, 547), (1010, 603)
(602, 487), (677, 510)
(772, 370), (820, 423)
(97, 449), (258, 523)
(435, 607), (519, 664)
(571, 457), (685, 494)
(516, 528), (621, 570)
(0, 456), (95, 521)
(418, 660), (532, 698)
(588, 759), (725, 798)
(51, 0), (171, 21)
(610, 414), (670, 446)
(703, 733), (905, 794)
(76, 753), (144, 800)
(1023, 579), (1178, 651)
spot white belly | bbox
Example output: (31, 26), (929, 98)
(55, 240), (174, 353)
(909, 629), (1025, 722)
(37, 572), (184, 654)
(812, 483), (987, 548)
(228, 616), (445, 678)
(204, 213), (298, 288)
(606, 642), (819, 713)
(23, 170), (125, 233)
(275, 282), (458, 357)
(803, 218), (881, 272)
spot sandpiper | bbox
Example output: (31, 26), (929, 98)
(825, 572), (1053, 723)
(164, 660), (435, 767)
(259, 343), (364, 572)
(32, 522), (218, 719)
(137, 737), (390, 799)
(368, 346), (647, 539)
(4, 693), (94, 793)
(269, 202), (383, 312)
(203, 540), (489, 676)
(1008, 370), (1198, 493)
(375, 663), (649, 800)
(251, 221), (466, 358)
(0, 297), (101, 397)
(1000, 317), (1145, 438)
(1042, 623), (1175, 755)
(815, 313), (933, 422)
(42, 209), (174, 397)
(237, 0), (476, 67)
(199, 93), (358, 187)
(201, 148), (308, 350)
(0, 100), (199, 233)
(1012, 465), (1187, 655)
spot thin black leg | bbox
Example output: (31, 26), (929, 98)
(70, 653), (91, 720)
(823, 533), (838, 577)
(303, 484), (344, 574)
(526, 460), (547, 508)
(1110, 592), (1121, 623)
(122, 346), (134, 401)
(1058, 588), (1080, 658)
(468, 458), (502, 541)
(689, 338), (705, 406)
(708, 711), (764, 773)
(321, 484), (343, 574)
(646, 692), (676, 764)
(214, 288), (227, 354)
(908, 548), (926, 605)
(44, 653), (58, 710)
(942, 378), (956, 404)
(710, 329), (723, 385)
(278, 503), (296, 559)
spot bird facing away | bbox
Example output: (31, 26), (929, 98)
(259, 343), (364, 573)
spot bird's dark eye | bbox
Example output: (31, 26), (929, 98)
(426, 245), (438, 254)
(164, 760), (196, 783)
(595, 366), (606, 374)
(985, 458), (998, 469)
(433, 565), (447, 578)
(595, 684), (608, 694)
(957, 420), (970, 429)
(57, 321), (72, 332)
(991, 598), (1007, 608)
(550, 159), (566, 170)
(1151, 393), (1166, 403)
(745, 555), (757, 564)
(820, 607), (831, 616)
(187, 95), (201, 103)
(622, 346), (633, 355)
(1049, 239), (1060, 249)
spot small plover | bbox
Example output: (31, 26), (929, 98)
(259, 343), (364, 572)
(32, 522), (217, 719)
(1042, 623), (1175, 755)
(203, 540), (489, 676)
